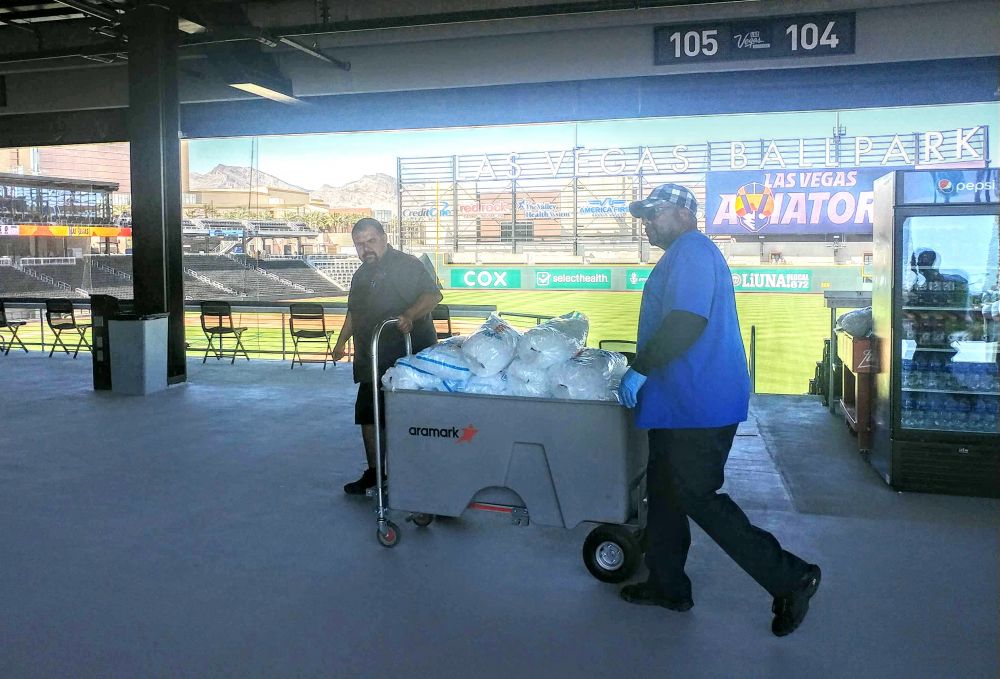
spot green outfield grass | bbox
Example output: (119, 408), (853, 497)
(442, 289), (829, 395)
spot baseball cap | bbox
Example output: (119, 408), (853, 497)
(628, 183), (698, 218)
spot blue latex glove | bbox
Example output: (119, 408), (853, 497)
(618, 368), (647, 408)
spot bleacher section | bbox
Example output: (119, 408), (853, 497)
(248, 258), (344, 295)
(185, 255), (330, 300)
(308, 256), (362, 290)
(0, 255), (348, 301)
(0, 265), (65, 297)
(26, 260), (132, 297)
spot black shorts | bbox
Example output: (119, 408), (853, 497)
(355, 381), (386, 427)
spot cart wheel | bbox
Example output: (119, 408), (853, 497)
(377, 520), (400, 548)
(408, 513), (434, 528)
(582, 525), (641, 583)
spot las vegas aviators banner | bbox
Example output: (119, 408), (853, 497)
(705, 168), (906, 236)
(0, 225), (132, 237)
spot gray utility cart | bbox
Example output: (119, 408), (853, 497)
(369, 319), (649, 583)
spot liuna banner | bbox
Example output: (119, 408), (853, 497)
(705, 167), (904, 236)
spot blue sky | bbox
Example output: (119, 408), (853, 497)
(187, 102), (999, 189)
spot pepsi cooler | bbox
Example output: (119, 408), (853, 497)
(871, 169), (999, 497)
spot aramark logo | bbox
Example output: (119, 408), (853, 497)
(408, 424), (479, 443)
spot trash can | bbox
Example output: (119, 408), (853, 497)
(108, 311), (169, 396)
(90, 294), (134, 391)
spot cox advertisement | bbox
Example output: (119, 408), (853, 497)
(450, 268), (522, 289)
(706, 168), (903, 236)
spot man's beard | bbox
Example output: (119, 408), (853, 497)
(646, 225), (673, 250)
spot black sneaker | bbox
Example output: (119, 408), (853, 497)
(343, 468), (377, 495)
(620, 582), (694, 612)
(772, 564), (822, 637)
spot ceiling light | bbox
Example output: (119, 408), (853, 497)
(178, 17), (205, 34)
(229, 82), (302, 105)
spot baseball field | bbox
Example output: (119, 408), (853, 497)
(439, 289), (830, 395)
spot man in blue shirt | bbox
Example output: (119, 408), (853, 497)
(618, 183), (821, 637)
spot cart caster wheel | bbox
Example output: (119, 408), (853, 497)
(408, 513), (434, 528)
(377, 521), (400, 548)
(582, 524), (641, 583)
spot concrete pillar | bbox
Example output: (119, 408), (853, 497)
(126, 1), (186, 384)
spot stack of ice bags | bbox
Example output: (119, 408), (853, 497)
(382, 311), (629, 402)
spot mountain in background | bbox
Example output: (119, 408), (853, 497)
(189, 165), (397, 214)
(188, 164), (308, 192)
(311, 173), (397, 214)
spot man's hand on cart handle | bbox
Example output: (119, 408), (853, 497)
(396, 312), (414, 334)
(618, 368), (647, 408)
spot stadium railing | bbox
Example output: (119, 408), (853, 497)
(0, 299), (497, 362)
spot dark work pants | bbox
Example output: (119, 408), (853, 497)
(645, 425), (808, 600)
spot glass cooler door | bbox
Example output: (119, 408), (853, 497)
(899, 214), (1000, 434)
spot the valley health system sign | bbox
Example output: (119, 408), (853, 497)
(705, 168), (902, 236)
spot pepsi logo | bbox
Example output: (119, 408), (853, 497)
(936, 178), (954, 194)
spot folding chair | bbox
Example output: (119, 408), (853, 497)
(200, 301), (250, 364)
(288, 302), (335, 369)
(0, 301), (29, 355)
(45, 299), (92, 358)
(598, 339), (637, 365)
(432, 303), (455, 339)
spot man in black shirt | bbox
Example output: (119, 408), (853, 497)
(332, 218), (442, 494)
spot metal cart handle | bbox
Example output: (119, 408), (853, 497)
(371, 318), (412, 528)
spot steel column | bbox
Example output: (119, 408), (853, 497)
(126, 2), (186, 384)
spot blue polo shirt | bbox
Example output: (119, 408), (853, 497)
(635, 230), (750, 429)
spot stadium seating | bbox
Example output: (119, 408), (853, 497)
(2, 254), (349, 301)
(308, 257), (361, 290)
(248, 258), (344, 296)
(23, 260), (130, 297)
(0, 266), (65, 297)
(186, 255), (319, 299)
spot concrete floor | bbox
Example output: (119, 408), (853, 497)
(1, 353), (997, 678)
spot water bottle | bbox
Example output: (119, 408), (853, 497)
(954, 396), (971, 430)
(923, 359), (939, 390)
(911, 355), (926, 388)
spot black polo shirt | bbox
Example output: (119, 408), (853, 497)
(347, 245), (439, 383)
